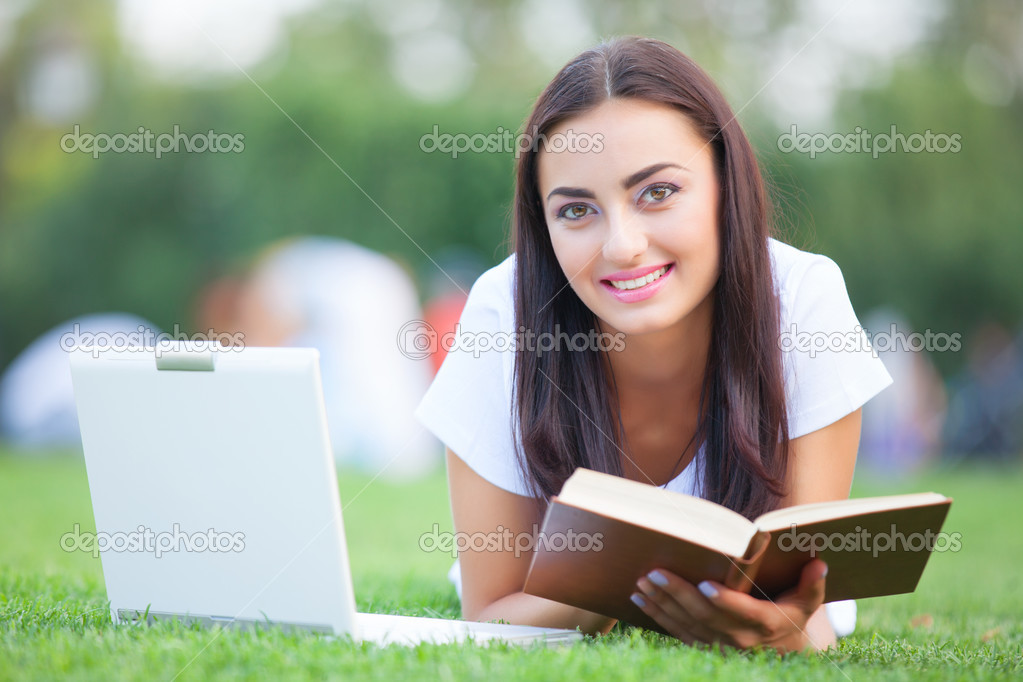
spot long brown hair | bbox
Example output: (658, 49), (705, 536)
(510, 36), (790, 520)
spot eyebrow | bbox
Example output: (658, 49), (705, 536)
(545, 162), (688, 203)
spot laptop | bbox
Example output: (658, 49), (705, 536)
(68, 343), (582, 646)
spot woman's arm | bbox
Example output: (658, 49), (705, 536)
(631, 408), (864, 651)
(780, 407), (862, 507)
(446, 448), (616, 634)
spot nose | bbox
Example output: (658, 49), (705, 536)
(602, 211), (648, 264)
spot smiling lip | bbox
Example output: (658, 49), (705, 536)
(599, 263), (674, 303)
(602, 263), (673, 282)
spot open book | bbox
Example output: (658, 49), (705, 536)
(522, 468), (952, 634)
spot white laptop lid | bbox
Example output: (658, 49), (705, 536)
(69, 345), (359, 635)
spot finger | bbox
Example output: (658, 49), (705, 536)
(638, 571), (753, 645)
(638, 570), (716, 623)
(629, 590), (698, 645)
(689, 578), (774, 629)
(636, 583), (767, 652)
(636, 574), (704, 628)
(786, 559), (828, 615)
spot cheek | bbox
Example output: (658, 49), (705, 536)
(665, 191), (719, 252)
(650, 214), (716, 260)
(547, 230), (599, 283)
(692, 230), (722, 289)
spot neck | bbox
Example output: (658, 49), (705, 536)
(598, 291), (714, 396)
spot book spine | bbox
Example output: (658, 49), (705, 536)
(723, 530), (770, 594)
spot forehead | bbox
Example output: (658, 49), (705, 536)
(538, 98), (712, 189)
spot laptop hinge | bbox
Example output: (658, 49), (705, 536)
(155, 344), (216, 371)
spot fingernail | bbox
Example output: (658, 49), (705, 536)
(698, 581), (718, 599)
(630, 593), (647, 608)
(821, 564), (829, 578)
(647, 570), (669, 587)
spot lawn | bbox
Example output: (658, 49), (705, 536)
(1, 450), (1021, 681)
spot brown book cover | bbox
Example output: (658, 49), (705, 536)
(522, 469), (952, 634)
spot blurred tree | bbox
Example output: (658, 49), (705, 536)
(0, 0), (1019, 383)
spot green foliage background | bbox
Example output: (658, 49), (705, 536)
(1, 0), (1020, 379)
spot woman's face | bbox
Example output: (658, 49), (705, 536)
(537, 98), (721, 338)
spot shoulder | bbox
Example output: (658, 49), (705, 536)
(468, 253), (516, 306)
(768, 237), (857, 337)
(768, 237), (845, 304)
(455, 253), (516, 334)
(767, 237), (894, 438)
(414, 252), (530, 496)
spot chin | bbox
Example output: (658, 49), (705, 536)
(595, 311), (678, 337)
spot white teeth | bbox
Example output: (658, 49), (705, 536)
(608, 265), (669, 290)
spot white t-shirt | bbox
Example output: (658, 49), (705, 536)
(414, 237), (893, 638)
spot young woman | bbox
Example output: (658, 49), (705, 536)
(414, 36), (892, 652)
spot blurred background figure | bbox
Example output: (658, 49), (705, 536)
(0, 0), (1021, 474)
(858, 307), (947, 475)
(420, 246), (486, 376)
(198, 236), (441, 478)
(0, 312), (157, 450)
(942, 322), (1023, 464)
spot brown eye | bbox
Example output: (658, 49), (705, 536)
(640, 184), (678, 204)
(558, 204), (595, 220)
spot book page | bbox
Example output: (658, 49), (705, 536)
(754, 492), (950, 533)
(557, 468), (756, 558)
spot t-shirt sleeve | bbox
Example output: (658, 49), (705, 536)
(413, 263), (531, 496)
(780, 255), (894, 439)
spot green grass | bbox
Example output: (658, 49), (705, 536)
(1, 451), (1021, 681)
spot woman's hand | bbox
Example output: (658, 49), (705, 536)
(629, 559), (835, 652)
